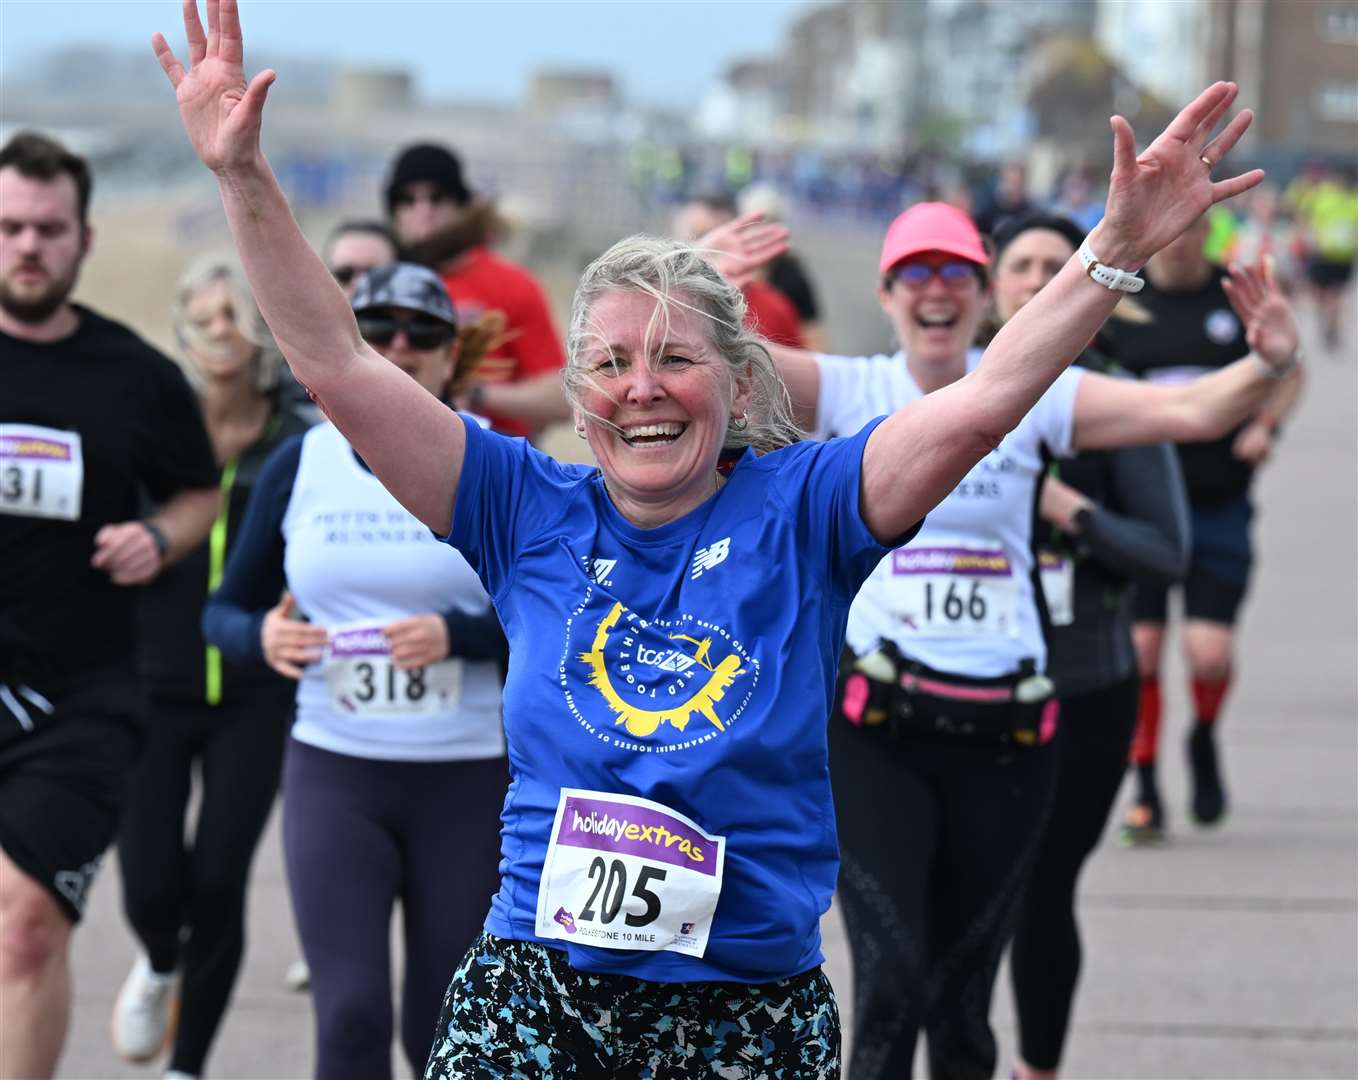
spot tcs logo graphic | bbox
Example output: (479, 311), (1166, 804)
(559, 596), (760, 751)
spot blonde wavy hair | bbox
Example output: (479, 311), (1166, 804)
(564, 234), (802, 454)
(172, 253), (281, 393)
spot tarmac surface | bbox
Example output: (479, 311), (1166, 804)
(54, 257), (1358, 1078)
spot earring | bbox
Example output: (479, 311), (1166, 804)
(574, 424), (587, 439)
(731, 413), (749, 431)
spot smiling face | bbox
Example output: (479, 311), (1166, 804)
(878, 251), (986, 370)
(575, 287), (750, 528)
(992, 228), (1077, 324)
(183, 277), (258, 383)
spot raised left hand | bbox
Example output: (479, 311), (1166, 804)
(384, 614), (450, 670)
(1221, 256), (1300, 370)
(90, 521), (162, 585)
(1093, 82), (1264, 269)
(696, 212), (789, 288)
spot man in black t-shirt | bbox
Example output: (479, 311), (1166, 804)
(1102, 213), (1303, 843)
(0, 131), (218, 1078)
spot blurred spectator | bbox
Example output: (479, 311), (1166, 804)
(1286, 162), (1358, 352)
(973, 160), (1033, 235)
(1225, 186), (1300, 293)
(385, 142), (568, 437)
(323, 220), (398, 301)
(737, 183), (827, 351)
(672, 194), (805, 348)
(1049, 166), (1104, 233)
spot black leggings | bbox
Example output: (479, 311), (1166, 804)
(117, 692), (291, 1076)
(1009, 673), (1139, 1071)
(830, 716), (1060, 1080)
(282, 739), (507, 1080)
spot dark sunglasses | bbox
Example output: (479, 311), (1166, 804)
(356, 313), (454, 350)
(890, 261), (979, 288)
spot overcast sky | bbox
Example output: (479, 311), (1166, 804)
(1, 1), (820, 107)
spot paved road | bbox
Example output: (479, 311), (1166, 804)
(57, 250), (1356, 1078)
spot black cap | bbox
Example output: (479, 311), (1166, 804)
(350, 262), (457, 328)
(991, 212), (1086, 259)
(384, 143), (472, 214)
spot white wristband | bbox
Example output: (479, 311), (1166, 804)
(1078, 237), (1145, 293)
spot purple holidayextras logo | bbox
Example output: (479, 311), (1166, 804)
(892, 546), (1011, 576)
(328, 626), (389, 657)
(0, 435), (72, 462)
(555, 794), (719, 875)
(553, 908), (577, 934)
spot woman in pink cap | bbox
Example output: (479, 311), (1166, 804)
(765, 197), (1302, 1080)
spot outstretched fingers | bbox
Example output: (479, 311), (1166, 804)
(151, 33), (186, 89)
(183, 0), (207, 65)
(205, 0), (219, 56)
(1202, 108), (1254, 166)
(218, 0), (244, 66)
(1164, 81), (1231, 143)
(1211, 168), (1265, 205)
(1109, 114), (1137, 183)
(238, 69), (276, 125)
(1191, 82), (1238, 148)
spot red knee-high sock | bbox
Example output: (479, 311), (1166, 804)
(1191, 670), (1232, 727)
(1129, 676), (1161, 765)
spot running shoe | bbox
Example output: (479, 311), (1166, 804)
(111, 953), (179, 1063)
(1188, 723), (1228, 825)
(1119, 766), (1166, 846)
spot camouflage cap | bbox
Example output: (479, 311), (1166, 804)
(350, 262), (457, 328)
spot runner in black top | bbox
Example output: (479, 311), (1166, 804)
(110, 254), (314, 1074)
(1102, 213), (1304, 841)
(0, 131), (218, 1079)
(983, 215), (1192, 1080)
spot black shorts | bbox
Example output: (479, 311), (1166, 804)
(0, 679), (141, 923)
(1307, 256), (1356, 289)
(1133, 495), (1253, 626)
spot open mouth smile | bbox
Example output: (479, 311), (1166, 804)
(915, 310), (958, 330)
(620, 421), (687, 448)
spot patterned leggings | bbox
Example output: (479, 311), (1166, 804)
(424, 932), (841, 1079)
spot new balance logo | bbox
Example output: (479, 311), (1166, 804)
(690, 537), (731, 579)
(591, 558), (617, 585)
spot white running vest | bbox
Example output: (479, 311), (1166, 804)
(282, 423), (505, 761)
(814, 349), (1083, 677)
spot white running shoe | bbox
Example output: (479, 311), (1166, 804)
(111, 954), (179, 1063)
(163, 1072), (198, 1079)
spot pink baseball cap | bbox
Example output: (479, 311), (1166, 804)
(879, 202), (989, 273)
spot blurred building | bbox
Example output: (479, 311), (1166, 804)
(925, 0), (1097, 159)
(782, 1), (930, 153)
(1096, 0), (1208, 106)
(694, 58), (784, 143)
(1203, 0), (1358, 157)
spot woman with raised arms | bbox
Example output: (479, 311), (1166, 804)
(154, 2), (1267, 1074)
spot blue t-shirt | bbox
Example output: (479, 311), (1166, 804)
(447, 413), (908, 982)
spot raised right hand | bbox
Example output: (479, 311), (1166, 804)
(152, 0), (276, 174)
(260, 593), (328, 680)
(697, 212), (790, 288)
